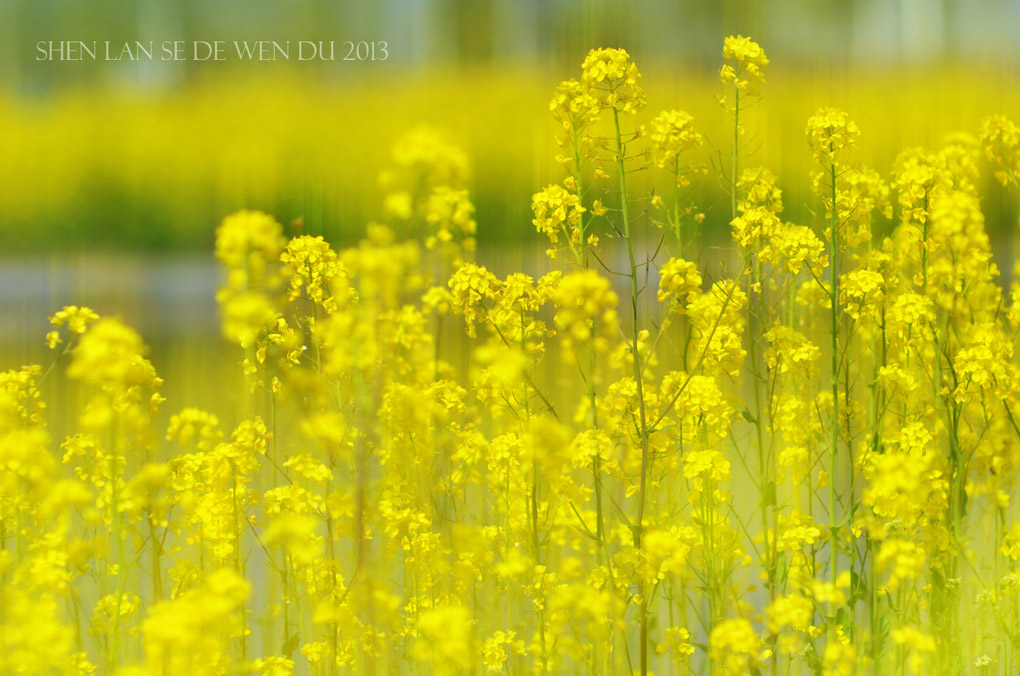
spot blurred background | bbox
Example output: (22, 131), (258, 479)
(2, 0), (1019, 412)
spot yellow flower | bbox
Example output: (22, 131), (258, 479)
(683, 448), (731, 494)
(141, 569), (250, 676)
(980, 114), (1020, 187)
(891, 626), (936, 674)
(650, 110), (703, 172)
(1002, 524), (1020, 560)
(721, 35), (769, 94)
(822, 640), (856, 676)
(838, 269), (885, 321)
(886, 292), (935, 347)
(738, 167), (783, 214)
(641, 527), (696, 581)
(448, 263), (500, 337)
(215, 209), (286, 271)
(580, 47), (646, 115)
(166, 408), (223, 453)
(687, 280), (747, 378)
(252, 656), (295, 676)
(0, 364), (46, 429)
(550, 78), (601, 133)
(49, 305), (99, 334)
(670, 373), (734, 438)
(656, 626), (695, 662)
(280, 234), (344, 311)
(657, 257), (702, 308)
(481, 630), (525, 672)
(709, 617), (763, 675)
(761, 223), (827, 275)
(424, 186), (477, 256)
(532, 183), (586, 251)
(0, 588), (76, 675)
(775, 510), (822, 552)
(414, 605), (473, 673)
(767, 593), (813, 634)
(876, 539), (925, 590)
(806, 107), (860, 165)
(553, 270), (619, 354)
(383, 123), (469, 193)
(731, 205), (781, 251)
(765, 325), (820, 377)
(67, 318), (162, 396)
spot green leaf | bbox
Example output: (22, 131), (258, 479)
(282, 631), (302, 656)
(775, 551), (788, 586)
(837, 501), (858, 528)
(875, 614), (891, 652)
(847, 567), (866, 604)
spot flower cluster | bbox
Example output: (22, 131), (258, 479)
(580, 47), (646, 116)
(720, 35), (769, 94)
(806, 106), (860, 165)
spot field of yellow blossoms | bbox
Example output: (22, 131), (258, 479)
(5, 35), (1020, 676)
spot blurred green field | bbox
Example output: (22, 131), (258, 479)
(1, 65), (1018, 252)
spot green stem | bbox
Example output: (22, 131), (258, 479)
(149, 517), (162, 603)
(732, 88), (740, 219)
(613, 104), (651, 676)
(521, 307), (549, 675)
(828, 160), (840, 597)
(750, 258), (777, 675)
(109, 411), (126, 674)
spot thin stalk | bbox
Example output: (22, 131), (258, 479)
(703, 482), (717, 675)
(750, 258), (776, 675)
(612, 103), (651, 676)
(731, 88), (740, 219)
(108, 410), (126, 674)
(522, 307), (549, 675)
(827, 160), (840, 594)
(148, 517), (162, 603)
